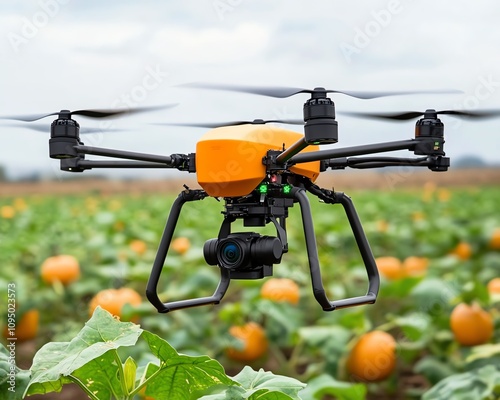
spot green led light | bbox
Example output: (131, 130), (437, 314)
(283, 184), (291, 194)
(259, 184), (268, 194)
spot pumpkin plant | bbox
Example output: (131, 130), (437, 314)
(1, 307), (307, 400)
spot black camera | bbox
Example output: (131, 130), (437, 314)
(203, 232), (283, 279)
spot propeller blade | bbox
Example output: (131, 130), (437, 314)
(0, 112), (59, 122)
(0, 104), (177, 122)
(2, 123), (124, 134)
(72, 104), (177, 119)
(328, 89), (462, 100)
(179, 82), (462, 99)
(341, 108), (500, 121)
(177, 82), (309, 98)
(340, 111), (425, 120)
(438, 109), (500, 119)
(153, 118), (304, 129)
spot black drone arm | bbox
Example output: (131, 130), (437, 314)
(324, 155), (449, 171)
(75, 145), (175, 164)
(286, 135), (449, 172)
(61, 160), (178, 171)
(58, 144), (196, 172)
(291, 185), (380, 311)
(289, 138), (417, 164)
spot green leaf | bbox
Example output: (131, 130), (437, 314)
(257, 300), (302, 339)
(392, 312), (431, 342)
(26, 307), (142, 397)
(248, 389), (298, 399)
(298, 326), (351, 348)
(423, 365), (500, 400)
(0, 343), (30, 400)
(140, 330), (178, 360)
(140, 330), (236, 399)
(410, 278), (456, 315)
(298, 374), (366, 400)
(466, 343), (500, 364)
(198, 367), (306, 400)
(414, 356), (457, 386)
(232, 366), (306, 399)
(70, 350), (125, 399)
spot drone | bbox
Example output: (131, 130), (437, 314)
(3, 83), (500, 314)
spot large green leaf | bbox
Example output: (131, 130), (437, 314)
(26, 307), (142, 397)
(247, 389), (299, 399)
(423, 365), (500, 400)
(232, 366), (306, 399)
(198, 366), (306, 400)
(0, 343), (30, 400)
(297, 374), (366, 400)
(140, 330), (236, 399)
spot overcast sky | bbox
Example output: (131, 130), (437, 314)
(1, 0), (500, 180)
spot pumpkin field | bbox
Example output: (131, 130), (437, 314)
(1, 172), (500, 399)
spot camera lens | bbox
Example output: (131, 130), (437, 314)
(203, 238), (219, 266)
(220, 242), (242, 267)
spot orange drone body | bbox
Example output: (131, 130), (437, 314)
(196, 125), (320, 197)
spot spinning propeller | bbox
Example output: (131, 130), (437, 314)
(3, 123), (123, 134)
(174, 83), (463, 146)
(153, 118), (304, 128)
(0, 104), (176, 159)
(178, 82), (462, 99)
(0, 104), (177, 122)
(340, 108), (500, 121)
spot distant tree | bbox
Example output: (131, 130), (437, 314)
(0, 165), (6, 182)
(454, 155), (488, 169)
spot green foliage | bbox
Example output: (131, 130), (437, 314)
(21, 307), (307, 400)
(422, 365), (500, 400)
(298, 374), (366, 400)
(200, 367), (306, 399)
(1, 186), (500, 399)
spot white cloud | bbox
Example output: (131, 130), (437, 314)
(148, 22), (271, 64)
(43, 22), (146, 49)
